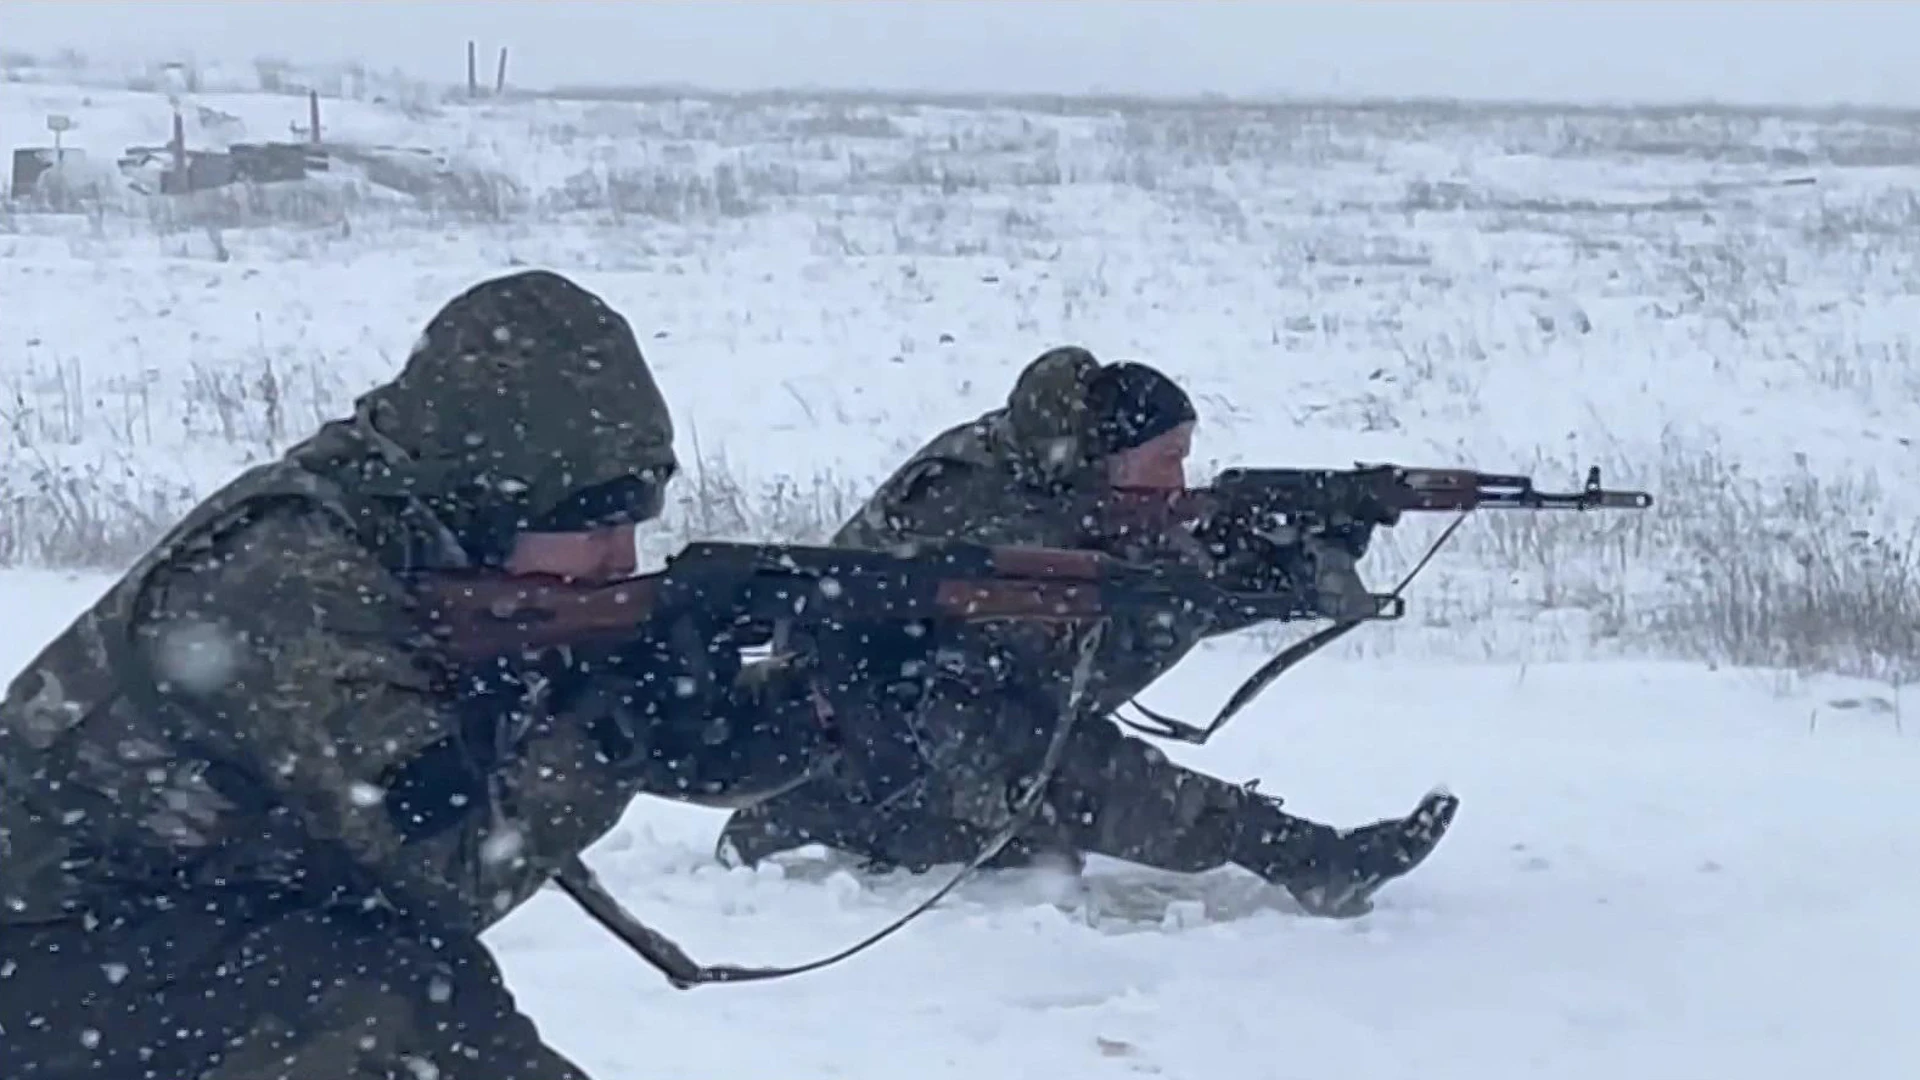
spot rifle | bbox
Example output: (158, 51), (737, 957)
(1193, 463), (1653, 531)
(413, 537), (1404, 663)
(1116, 465), (1654, 745)
(407, 538), (1401, 990)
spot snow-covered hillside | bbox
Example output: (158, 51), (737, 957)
(4, 65), (1918, 1079)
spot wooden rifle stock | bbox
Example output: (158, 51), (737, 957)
(414, 572), (667, 661)
(408, 540), (1277, 664)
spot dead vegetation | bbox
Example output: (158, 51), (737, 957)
(4, 77), (1917, 685)
(4, 345), (1914, 683)
(1424, 442), (1920, 683)
(0, 352), (861, 570)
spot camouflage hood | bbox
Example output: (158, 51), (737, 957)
(295, 270), (680, 562)
(994, 346), (1106, 489)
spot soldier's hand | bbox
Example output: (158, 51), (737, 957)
(1186, 525), (1298, 594)
(1302, 537), (1377, 621)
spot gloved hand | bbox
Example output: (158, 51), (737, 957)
(1314, 514), (1377, 559)
(559, 622), (845, 808)
(1300, 534), (1378, 621)
(1187, 523), (1296, 593)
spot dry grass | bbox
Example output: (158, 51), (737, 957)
(3, 349), (1913, 684)
(6, 313), (930, 572)
(1446, 443), (1920, 682)
(0, 350), (861, 570)
(4, 74), (1918, 685)
(0, 453), (197, 568)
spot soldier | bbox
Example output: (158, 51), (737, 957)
(717, 346), (1458, 919)
(0, 270), (837, 1080)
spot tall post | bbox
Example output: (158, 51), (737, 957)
(169, 107), (186, 193)
(467, 40), (478, 98)
(308, 88), (321, 144)
(495, 46), (508, 95)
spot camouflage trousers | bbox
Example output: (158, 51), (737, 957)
(720, 713), (1259, 877)
(0, 887), (589, 1080)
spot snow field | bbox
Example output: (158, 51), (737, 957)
(6, 569), (1915, 1079)
(4, 60), (1920, 1078)
(6, 75), (1920, 674)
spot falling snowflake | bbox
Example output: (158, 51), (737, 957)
(150, 619), (242, 694)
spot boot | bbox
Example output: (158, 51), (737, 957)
(1234, 788), (1459, 918)
(715, 798), (815, 869)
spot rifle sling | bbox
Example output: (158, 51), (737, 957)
(552, 623), (1111, 988)
(1120, 511), (1469, 745)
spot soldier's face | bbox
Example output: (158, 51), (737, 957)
(1106, 422), (1194, 491)
(503, 524), (639, 582)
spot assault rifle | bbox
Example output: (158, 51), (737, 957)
(1188, 463), (1653, 533)
(1115, 465), (1654, 745)
(407, 537), (1402, 991)
(413, 537), (1402, 663)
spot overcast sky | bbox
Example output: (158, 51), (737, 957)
(3, 1), (1917, 108)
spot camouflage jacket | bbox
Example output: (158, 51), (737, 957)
(0, 271), (809, 935)
(827, 348), (1278, 824)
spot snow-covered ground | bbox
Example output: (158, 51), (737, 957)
(7, 570), (1915, 1079)
(5, 63), (1919, 1078)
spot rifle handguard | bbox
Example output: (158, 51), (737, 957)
(1205, 463), (1654, 519)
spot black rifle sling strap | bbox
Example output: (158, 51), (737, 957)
(1119, 512), (1469, 745)
(554, 623), (1109, 989)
